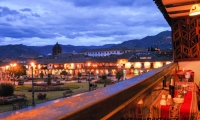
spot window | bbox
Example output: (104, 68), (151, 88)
(140, 57), (146, 59)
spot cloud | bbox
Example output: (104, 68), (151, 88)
(20, 8), (32, 12)
(65, 0), (153, 7)
(0, 0), (170, 46)
(0, 6), (19, 17)
(0, 23), (58, 38)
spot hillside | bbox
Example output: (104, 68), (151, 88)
(112, 30), (172, 50)
(30, 44), (116, 55)
(0, 44), (39, 58)
(0, 31), (172, 58)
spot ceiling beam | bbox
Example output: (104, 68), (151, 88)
(165, 1), (200, 8)
(153, 0), (171, 26)
(168, 9), (189, 15)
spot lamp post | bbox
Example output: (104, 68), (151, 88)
(10, 63), (16, 85)
(31, 62), (35, 106)
(88, 72), (91, 91)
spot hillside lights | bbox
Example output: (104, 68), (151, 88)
(189, 4), (200, 16)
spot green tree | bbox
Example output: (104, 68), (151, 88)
(116, 70), (123, 82)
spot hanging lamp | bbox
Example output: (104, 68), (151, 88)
(189, 4), (200, 16)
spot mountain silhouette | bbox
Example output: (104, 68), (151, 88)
(0, 31), (172, 58)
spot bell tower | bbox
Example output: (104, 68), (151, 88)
(52, 42), (62, 55)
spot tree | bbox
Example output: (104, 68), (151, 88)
(116, 70), (123, 82)
(0, 83), (14, 96)
(40, 71), (44, 78)
(102, 74), (107, 80)
(60, 71), (68, 78)
(91, 72), (94, 77)
(13, 64), (26, 78)
(78, 72), (82, 82)
(60, 70), (69, 83)
(47, 74), (51, 87)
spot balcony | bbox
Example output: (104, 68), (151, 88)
(4, 63), (179, 120)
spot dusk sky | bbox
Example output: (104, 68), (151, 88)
(0, 0), (170, 46)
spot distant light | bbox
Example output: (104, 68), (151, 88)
(10, 63), (16, 67)
(31, 62), (35, 66)
(135, 62), (141, 68)
(144, 62), (150, 68)
(154, 62), (162, 68)
(166, 61), (171, 64)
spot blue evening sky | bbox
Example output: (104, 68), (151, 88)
(0, 0), (170, 46)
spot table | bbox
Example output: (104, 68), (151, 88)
(148, 82), (199, 119)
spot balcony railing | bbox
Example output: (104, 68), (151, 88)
(3, 63), (178, 120)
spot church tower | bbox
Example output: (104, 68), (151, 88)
(52, 42), (62, 55)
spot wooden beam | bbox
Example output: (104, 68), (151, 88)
(153, 0), (172, 26)
(168, 9), (189, 15)
(165, 1), (200, 8)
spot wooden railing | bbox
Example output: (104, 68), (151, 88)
(3, 63), (178, 120)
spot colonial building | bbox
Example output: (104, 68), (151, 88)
(81, 47), (146, 57)
(24, 50), (173, 78)
(0, 43), (173, 79)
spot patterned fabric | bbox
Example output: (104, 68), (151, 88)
(197, 112), (200, 119)
(132, 82), (199, 119)
(148, 82), (198, 119)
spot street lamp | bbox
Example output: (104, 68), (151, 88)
(31, 62), (35, 106)
(88, 72), (91, 91)
(10, 63), (16, 85)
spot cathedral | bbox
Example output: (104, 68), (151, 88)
(52, 42), (62, 55)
